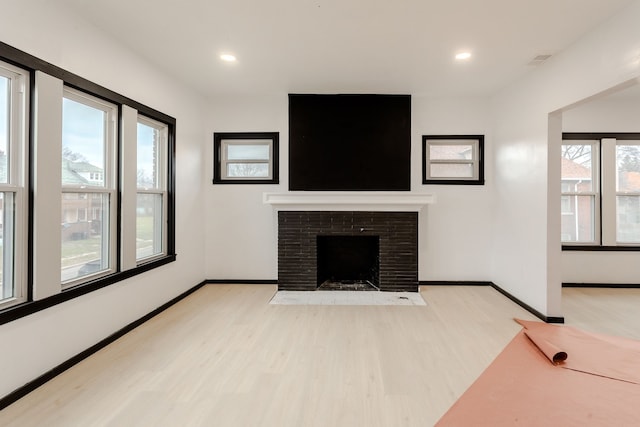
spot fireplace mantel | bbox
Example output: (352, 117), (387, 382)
(263, 192), (435, 212)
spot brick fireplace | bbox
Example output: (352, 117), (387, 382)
(278, 211), (418, 291)
(264, 193), (435, 292)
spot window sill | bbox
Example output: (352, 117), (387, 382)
(212, 178), (279, 185)
(562, 245), (640, 252)
(0, 254), (176, 326)
(423, 179), (485, 186)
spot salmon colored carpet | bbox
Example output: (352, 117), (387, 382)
(436, 320), (640, 426)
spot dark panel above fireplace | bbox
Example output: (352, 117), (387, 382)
(278, 211), (418, 291)
(288, 94), (411, 191)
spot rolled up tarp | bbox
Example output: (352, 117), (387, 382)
(523, 329), (568, 364)
(515, 318), (640, 384)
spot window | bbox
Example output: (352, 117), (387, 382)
(422, 135), (484, 185)
(213, 132), (279, 184)
(0, 60), (27, 310)
(0, 41), (176, 325)
(560, 142), (598, 244)
(137, 116), (168, 261)
(61, 88), (116, 285)
(562, 134), (640, 248)
(616, 142), (640, 243)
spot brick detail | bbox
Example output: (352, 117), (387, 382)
(278, 211), (418, 291)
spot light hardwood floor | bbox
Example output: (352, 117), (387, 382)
(1, 285), (638, 427)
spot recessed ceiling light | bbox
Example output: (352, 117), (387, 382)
(220, 54), (237, 62)
(455, 52), (472, 60)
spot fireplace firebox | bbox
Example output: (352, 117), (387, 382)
(317, 235), (380, 290)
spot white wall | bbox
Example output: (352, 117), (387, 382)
(0, 1), (207, 398)
(562, 88), (640, 283)
(563, 92), (640, 133)
(204, 95), (494, 282)
(205, 95), (288, 280)
(412, 97), (493, 281)
(491, 0), (640, 317)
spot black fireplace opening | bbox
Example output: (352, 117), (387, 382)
(316, 235), (380, 290)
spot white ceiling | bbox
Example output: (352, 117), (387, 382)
(60, 0), (634, 99)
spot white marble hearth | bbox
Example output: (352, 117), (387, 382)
(263, 192), (435, 212)
(269, 290), (427, 306)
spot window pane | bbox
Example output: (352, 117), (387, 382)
(561, 195), (596, 243)
(561, 195), (572, 214)
(227, 163), (270, 177)
(430, 163), (473, 178)
(61, 193), (109, 282)
(616, 144), (640, 192)
(62, 97), (106, 187)
(561, 144), (593, 192)
(429, 143), (474, 160)
(617, 195), (640, 243)
(0, 77), (8, 184)
(0, 193), (14, 301)
(137, 121), (160, 189)
(137, 193), (163, 260)
(227, 143), (270, 160)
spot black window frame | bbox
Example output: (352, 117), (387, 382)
(422, 135), (485, 185)
(0, 41), (177, 326)
(213, 132), (279, 185)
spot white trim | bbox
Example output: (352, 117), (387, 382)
(601, 138), (617, 245)
(121, 105), (138, 271)
(263, 192), (435, 212)
(33, 71), (63, 300)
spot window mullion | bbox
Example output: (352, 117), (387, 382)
(121, 105), (138, 271)
(62, 187), (112, 193)
(601, 138), (617, 246)
(561, 191), (598, 197)
(136, 189), (165, 195)
(428, 160), (475, 165)
(33, 71), (63, 300)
